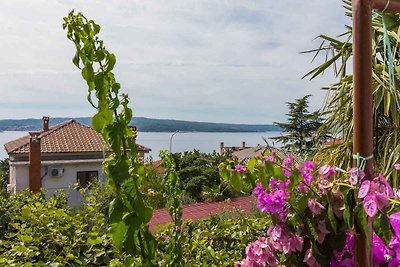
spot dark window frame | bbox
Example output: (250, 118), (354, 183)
(77, 170), (98, 188)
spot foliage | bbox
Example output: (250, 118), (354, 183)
(0, 190), (118, 266)
(155, 213), (270, 267)
(304, 1), (400, 186)
(172, 150), (235, 202)
(159, 151), (184, 266)
(0, 158), (8, 178)
(63, 11), (156, 264)
(271, 95), (327, 156)
(219, 152), (400, 266)
(140, 163), (167, 209)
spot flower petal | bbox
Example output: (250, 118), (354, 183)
(358, 180), (370, 199)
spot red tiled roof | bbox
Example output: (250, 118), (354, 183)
(149, 196), (254, 232)
(151, 160), (165, 174)
(4, 120), (150, 154)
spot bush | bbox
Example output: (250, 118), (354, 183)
(172, 150), (238, 202)
(155, 213), (270, 266)
(0, 190), (120, 266)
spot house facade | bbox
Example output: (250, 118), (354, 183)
(4, 117), (150, 206)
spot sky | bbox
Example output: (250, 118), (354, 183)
(0, 0), (350, 124)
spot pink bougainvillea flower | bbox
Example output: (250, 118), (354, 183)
(390, 211), (400, 237)
(308, 198), (325, 216)
(265, 155), (275, 163)
(358, 175), (392, 217)
(319, 165), (331, 177)
(319, 165), (337, 178)
(363, 194), (378, 217)
(235, 164), (246, 173)
(304, 161), (315, 171)
(374, 174), (394, 197)
(304, 248), (321, 267)
(395, 163), (400, 170)
(282, 156), (294, 177)
(372, 234), (392, 266)
(358, 180), (371, 199)
(348, 167), (365, 186)
(317, 220), (330, 244)
(236, 237), (278, 267)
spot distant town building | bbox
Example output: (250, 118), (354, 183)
(231, 145), (266, 161)
(220, 141), (252, 155)
(4, 116), (150, 206)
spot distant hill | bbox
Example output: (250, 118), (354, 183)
(0, 117), (281, 132)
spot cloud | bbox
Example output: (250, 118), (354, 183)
(0, 0), (349, 123)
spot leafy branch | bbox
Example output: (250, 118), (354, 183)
(63, 10), (156, 265)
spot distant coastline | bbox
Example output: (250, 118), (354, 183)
(0, 117), (281, 133)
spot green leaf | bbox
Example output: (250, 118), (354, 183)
(327, 204), (337, 233)
(230, 171), (243, 191)
(373, 213), (392, 245)
(258, 168), (269, 189)
(92, 109), (112, 132)
(72, 51), (80, 68)
(106, 53), (116, 72)
(21, 206), (31, 219)
(81, 64), (94, 82)
(111, 221), (127, 251)
(273, 166), (286, 180)
(343, 189), (354, 229)
(288, 169), (301, 191)
(87, 236), (103, 246)
(354, 203), (369, 236)
(109, 198), (124, 224)
(207, 246), (217, 262)
(247, 158), (257, 172)
(306, 217), (318, 240)
(218, 163), (229, 182)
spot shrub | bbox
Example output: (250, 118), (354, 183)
(0, 190), (119, 266)
(155, 213), (270, 266)
(172, 150), (237, 202)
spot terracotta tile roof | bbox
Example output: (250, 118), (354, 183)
(232, 145), (266, 160)
(4, 120), (150, 154)
(151, 160), (165, 174)
(149, 196), (254, 231)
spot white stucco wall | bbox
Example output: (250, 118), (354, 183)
(9, 160), (105, 206)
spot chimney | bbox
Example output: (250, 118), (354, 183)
(29, 132), (41, 193)
(242, 141), (246, 148)
(220, 142), (224, 154)
(42, 116), (49, 131)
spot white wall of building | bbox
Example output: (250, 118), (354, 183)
(10, 161), (105, 206)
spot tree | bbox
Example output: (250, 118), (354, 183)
(171, 150), (233, 202)
(272, 95), (326, 155)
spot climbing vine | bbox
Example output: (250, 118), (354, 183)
(63, 11), (156, 265)
(159, 151), (184, 266)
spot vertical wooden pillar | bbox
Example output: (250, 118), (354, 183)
(352, 0), (373, 266)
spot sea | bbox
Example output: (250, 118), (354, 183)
(0, 131), (280, 160)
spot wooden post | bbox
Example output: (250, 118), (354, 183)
(352, 0), (373, 266)
(351, 0), (400, 265)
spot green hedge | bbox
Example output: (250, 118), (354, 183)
(0, 190), (120, 266)
(155, 213), (270, 266)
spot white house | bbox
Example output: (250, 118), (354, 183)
(4, 117), (150, 206)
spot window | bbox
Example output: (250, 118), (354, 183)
(77, 171), (98, 188)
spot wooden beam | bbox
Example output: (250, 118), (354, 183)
(352, 0), (373, 266)
(373, 0), (400, 12)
